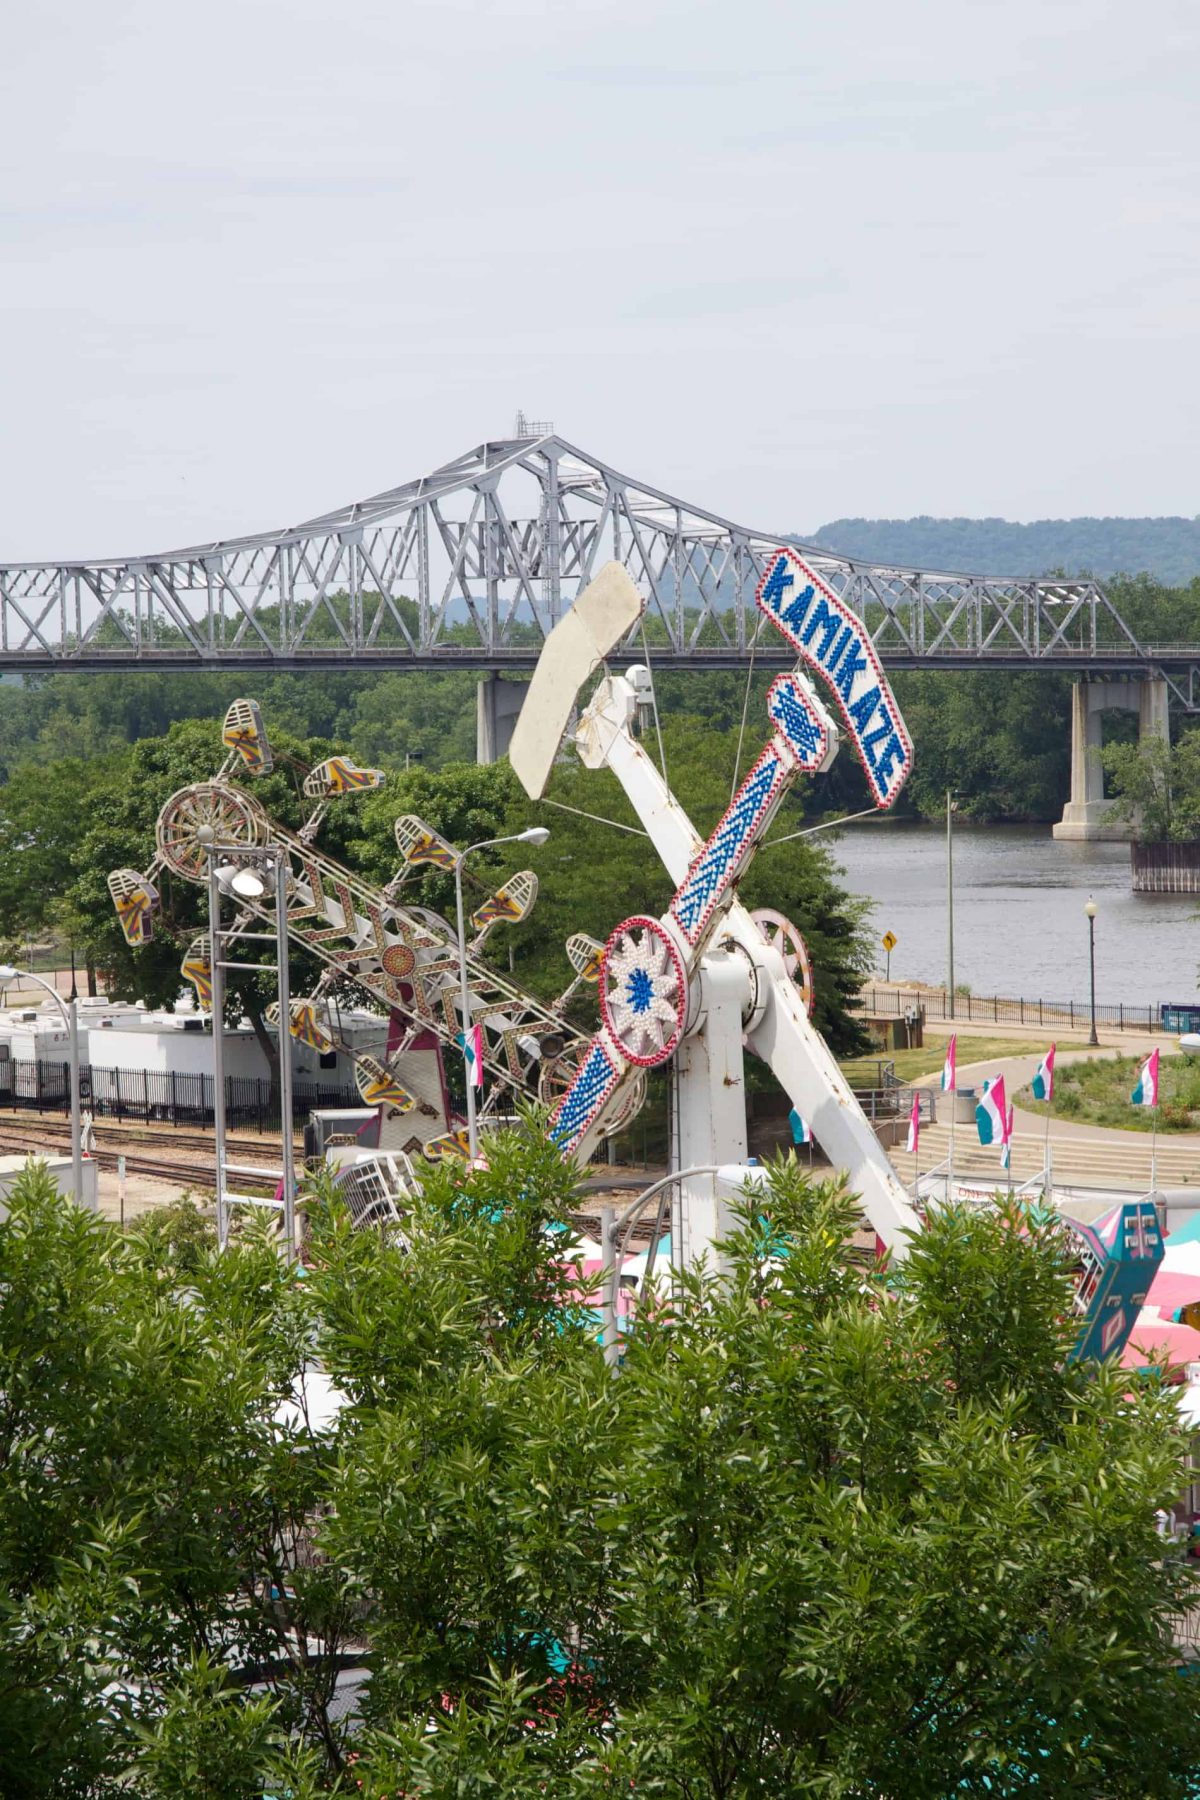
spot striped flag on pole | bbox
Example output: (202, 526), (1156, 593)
(1031, 1044), (1055, 1103)
(941, 1034), (957, 1093)
(976, 1075), (1008, 1147)
(459, 1023), (485, 1089)
(789, 1108), (813, 1146)
(1132, 1049), (1159, 1108)
(1000, 1101), (1014, 1169)
(905, 1091), (920, 1156)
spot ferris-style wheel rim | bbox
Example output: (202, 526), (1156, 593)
(750, 907), (815, 1016)
(155, 783), (269, 881)
(600, 915), (687, 1068)
(604, 1067), (648, 1133)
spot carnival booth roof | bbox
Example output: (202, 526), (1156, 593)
(1120, 1217), (1200, 1378)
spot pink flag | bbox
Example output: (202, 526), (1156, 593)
(941, 1034), (956, 1093)
(1131, 1048), (1159, 1108)
(467, 1022), (485, 1089)
(975, 1074), (1007, 1147)
(905, 1091), (920, 1155)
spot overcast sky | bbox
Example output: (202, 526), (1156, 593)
(1, 0), (1197, 560)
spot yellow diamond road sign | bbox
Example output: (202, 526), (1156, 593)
(881, 930), (897, 953)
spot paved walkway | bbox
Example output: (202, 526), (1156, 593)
(887, 1025), (1200, 1193)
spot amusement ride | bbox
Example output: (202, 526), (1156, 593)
(106, 552), (1162, 1366)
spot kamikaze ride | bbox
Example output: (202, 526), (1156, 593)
(105, 555), (1160, 1361)
(508, 555), (1161, 1358)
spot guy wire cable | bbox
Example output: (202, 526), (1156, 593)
(728, 606), (774, 802)
(759, 805), (882, 851)
(541, 798), (649, 839)
(729, 629), (758, 805)
(637, 618), (669, 786)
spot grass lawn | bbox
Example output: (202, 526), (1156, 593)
(841, 1037), (1048, 1086)
(1018, 1052), (1200, 1133)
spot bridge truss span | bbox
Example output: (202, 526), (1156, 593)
(3, 431), (1196, 704)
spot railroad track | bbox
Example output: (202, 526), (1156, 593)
(0, 1123), (281, 1191)
(0, 1114), (294, 1158)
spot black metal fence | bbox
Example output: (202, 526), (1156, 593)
(0, 1059), (359, 1132)
(860, 988), (1185, 1035)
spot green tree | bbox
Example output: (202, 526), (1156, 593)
(321, 1160), (1200, 1796)
(0, 1164), (354, 1797)
(3, 1147), (1200, 1793)
(1103, 731), (1200, 842)
(0, 754), (113, 952)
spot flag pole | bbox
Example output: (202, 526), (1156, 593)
(915, 1102), (921, 1200)
(1151, 1102), (1159, 1202)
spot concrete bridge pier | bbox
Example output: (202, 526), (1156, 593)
(1053, 677), (1170, 841)
(476, 674), (526, 764)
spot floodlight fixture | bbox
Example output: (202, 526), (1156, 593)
(230, 867), (267, 901)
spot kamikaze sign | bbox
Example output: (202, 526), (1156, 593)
(756, 547), (914, 809)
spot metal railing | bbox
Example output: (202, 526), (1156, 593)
(851, 1084), (937, 1125)
(0, 1058), (359, 1132)
(860, 988), (1177, 1035)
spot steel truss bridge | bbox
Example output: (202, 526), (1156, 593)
(3, 430), (1198, 708)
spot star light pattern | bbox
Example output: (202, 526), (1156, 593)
(600, 917), (686, 1067)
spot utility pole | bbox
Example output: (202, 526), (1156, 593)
(946, 791), (956, 1020)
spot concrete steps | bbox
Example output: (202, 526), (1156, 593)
(889, 1120), (1200, 1192)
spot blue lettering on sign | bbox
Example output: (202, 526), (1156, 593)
(861, 716), (894, 768)
(760, 560), (794, 610)
(873, 732), (906, 787)
(848, 684), (882, 735)
(756, 548), (913, 810)
(801, 595), (843, 663)
(834, 641), (867, 702)
(827, 623), (853, 674)
(782, 584), (814, 633)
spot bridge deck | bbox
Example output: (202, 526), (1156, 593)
(3, 432), (1195, 705)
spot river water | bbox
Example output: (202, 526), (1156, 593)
(829, 823), (1198, 1010)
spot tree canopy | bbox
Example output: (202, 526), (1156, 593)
(2, 1145), (1199, 1796)
(0, 702), (878, 1058)
(810, 518), (1200, 587)
(1103, 730), (1200, 843)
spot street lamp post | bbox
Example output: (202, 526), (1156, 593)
(198, 831), (298, 1259)
(453, 827), (550, 1161)
(0, 964), (83, 1206)
(1085, 896), (1099, 1046)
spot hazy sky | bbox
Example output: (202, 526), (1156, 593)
(1, 0), (1197, 560)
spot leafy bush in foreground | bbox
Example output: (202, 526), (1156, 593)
(0, 1142), (1198, 1796)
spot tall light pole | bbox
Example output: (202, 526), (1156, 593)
(946, 791), (958, 1020)
(1085, 895), (1099, 1047)
(453, 827), (550, 1160)
(198, 832), (298, 1260)
(0, 964), (82, 1206)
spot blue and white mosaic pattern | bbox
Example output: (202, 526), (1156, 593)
(767, 675), (828, 771)
(550, 1039), (621, 1150)
(757, 548), (912, 809)
(671, 751), (784, 945)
